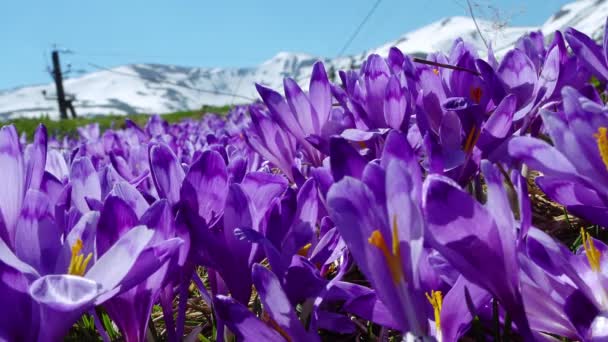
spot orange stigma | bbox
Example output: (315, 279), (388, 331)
(470, 87), (482, 104)
(368, 215), (403, 284)
(463, 126), (480, 154)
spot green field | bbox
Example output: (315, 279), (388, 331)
(5, 105), (232, 139)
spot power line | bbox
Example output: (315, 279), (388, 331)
(231, 75), (245, 106)
(72, 51), (216, 62)
(466, 0), (489, 49)
(337, 0), (383, 57)
(87, 62), (256, 101)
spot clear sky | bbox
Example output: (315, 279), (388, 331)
(0, 0), (572, 89)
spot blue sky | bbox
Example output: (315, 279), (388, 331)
(0, 0), (572, 89)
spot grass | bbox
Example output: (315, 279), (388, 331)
(5, 105), (232, 140)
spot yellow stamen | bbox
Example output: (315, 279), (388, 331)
(594, 127), (608, 171)
(463, 126), (480, 154)
(425, 290), (443, 337)
(67, 239), (93, 276)
(432, 68), (440, 75)
(368, 215), (403, 283)
(357, 141), (367, 149)
(297, 243), (312, 257)
(581, 228), (601, 272)
(470, 86), (483, 104)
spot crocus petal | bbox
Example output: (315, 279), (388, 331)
(14, 189), (61, 275)
(536, 43), (561, 103)
(363, 54), (390, 128)
(24, 124), (47, 191)
(498, 49), (536, 107)
(282, 256), (327, 304)
(86, 225), (154, 292)
(480, 161), (518, 274)
(384, 75), (407, 130)
(565, 27), (608, 81)
(181, 150), (228, 225)
(508, 136), (579, 178)
(0, 262), (39, 341)
(45, 149), (69, 181)
(329, 137), (367, 182)
(41, 171), (65, 208)
(70, 157), (101, 213)
(536, 176), (608, 227)
(213, 295), (285, 342)
(252, 264), (317, 341)
(0, 125), (25, 237)
(99, 164), (124, 200)
(294, 178), (319, 227)
(256, 83), (306, 140)
(284, 77), (315, 135)
(441, 276), (491, 342)
(482, 94), (517, 139)
(96, 236), (183, 305)
(0, 236), (40, 278)
(240, 172), (288, 226)
(96, 196), (139, 256)
(423, 174), (510, 299)
(362, 162), (386, 205)
(439, 111), (463, 152)
(109, 181), (150, 219)
(247, 107), (296, 180)
(223, 183), (253, 264)
(29, 274), (101, 311)
(382, 130), (415, 167)
(385, 159), (424, 283)
(149, 142), (185, 205)
(309, 61), (332, 133)
(343, 292), (401, 330)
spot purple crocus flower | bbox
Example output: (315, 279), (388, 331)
(98, 187), (188, 342)
(327, 130), (428, 335)
(182, 149), (288, 306)
(0, 124), (182, 340)
(0, 204), (181, 340)
(214, 264), (320, 342)
(509, 86), (608, 227)
(565, 19), (608, 83)
(519, 226), (601, 340)
(245, 107), (298, 181)
(255, 61), (332, 166)
(149, 142), (185, 206)
(423, 160), (533, 339)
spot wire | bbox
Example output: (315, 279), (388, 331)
(231, 75), (245, 106)
(466, 0), (489, 50)
(73, 51), (213, 61)
(336, 0), (383, 57)
(87, 62), (256, 101)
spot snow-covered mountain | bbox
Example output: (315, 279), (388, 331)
(1, 0), (607, 120)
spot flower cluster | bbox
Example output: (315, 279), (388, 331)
(3, 21), (608, 342)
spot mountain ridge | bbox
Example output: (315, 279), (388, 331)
(1, 0), (607, 120)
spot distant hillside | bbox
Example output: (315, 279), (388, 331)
(1, 0), (607, 120)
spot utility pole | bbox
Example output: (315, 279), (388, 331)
(51, 50), (69, 120)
